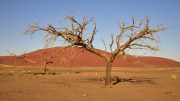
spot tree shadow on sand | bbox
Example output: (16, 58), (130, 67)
(112, 76), (158, 85)
(85, 76), (158, 85)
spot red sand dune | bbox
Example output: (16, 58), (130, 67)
(0, 47), (180, 67)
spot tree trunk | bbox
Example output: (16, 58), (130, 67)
(43, 61), (47, 74)
(105, 61), (112, 86)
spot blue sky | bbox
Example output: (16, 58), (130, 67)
(0, 0), (180, 61)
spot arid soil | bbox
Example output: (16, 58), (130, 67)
(0, 66), (180, 101)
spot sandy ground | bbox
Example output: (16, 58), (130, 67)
(0, 66), (180, 101)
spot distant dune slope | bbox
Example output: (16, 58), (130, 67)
(0, 47), (180, 67)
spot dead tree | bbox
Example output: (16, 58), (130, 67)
(25, 16), (164, 86)
(42, 48), (54, 74)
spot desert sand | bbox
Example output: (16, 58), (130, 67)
(0, 66), (180, 101)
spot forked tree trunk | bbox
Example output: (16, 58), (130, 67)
(105, 61), (113, 86)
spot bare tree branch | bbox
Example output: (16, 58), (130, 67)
(109, 33), (114, 53)
(88, 23), (97, 48)
(101, 37), (107, 52)
(129, 43), (158, 51)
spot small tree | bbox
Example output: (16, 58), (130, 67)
(25, 15), (164, 86)
(42, 48), (54, 74)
